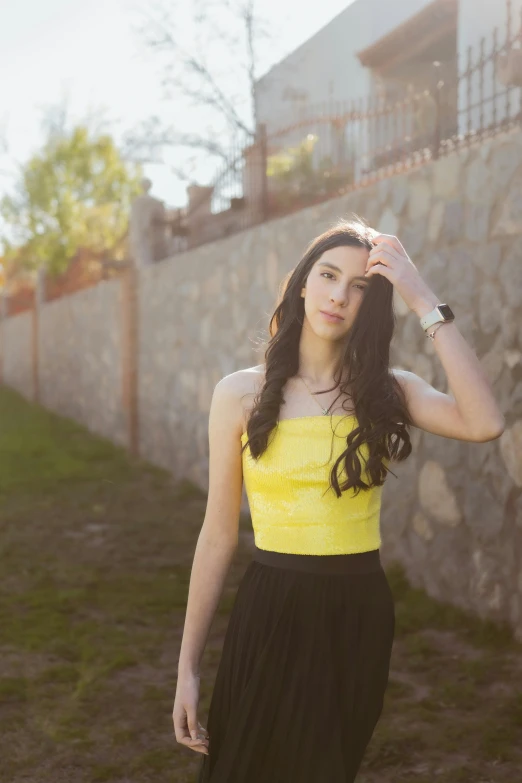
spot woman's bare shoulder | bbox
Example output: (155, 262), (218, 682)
(218, 364), (266, 431)
(220, 364), (265, 392)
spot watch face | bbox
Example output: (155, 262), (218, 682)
(438, 304), (454, 320)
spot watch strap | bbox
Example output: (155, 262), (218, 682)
(420, 304), (451, 331)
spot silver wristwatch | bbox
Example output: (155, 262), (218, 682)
(419, 303), (455, 332)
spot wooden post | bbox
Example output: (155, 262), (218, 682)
(0, 291), (6, 386)
(32, 269), (45, 403)
(121, 264), (139, 455)
(258, 123), (269, 222)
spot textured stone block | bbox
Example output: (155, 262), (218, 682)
(499, 420), (522, 486)
(432, 153), (463, 199)
(493, 173), (522, 235)
(499, 243), (522, 308)
(466, 157), (492, 204)
(418, 461), (462, 526)
(442, 200), (464, 243)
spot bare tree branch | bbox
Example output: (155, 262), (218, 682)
(243, 0), (257, 138)
(165, 53), (253, 137)
(126, 0), (274, 184)
(142, 10), (253, 137)
(121, 116), (233, 168)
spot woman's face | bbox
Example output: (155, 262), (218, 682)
(300, 244), (370, 339)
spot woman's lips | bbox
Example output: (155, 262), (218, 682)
(320, 310), (344, 323)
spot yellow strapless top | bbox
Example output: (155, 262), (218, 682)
(240, 414), (390, 555)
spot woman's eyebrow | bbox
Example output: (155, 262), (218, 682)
(317, 261), (367, 282)
(317, 261), (343, 273)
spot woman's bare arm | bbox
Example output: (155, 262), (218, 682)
(176, 373), (245, 678)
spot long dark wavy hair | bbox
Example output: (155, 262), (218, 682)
(241, 216), (413, 497)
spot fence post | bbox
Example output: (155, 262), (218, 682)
(121, 263), (139, 456)
(33, 268), (45, 404)
(0, 291), (6, 385)
(432, 61), (442, 161)
(258, 123), (269, 221)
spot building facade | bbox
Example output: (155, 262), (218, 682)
(255, 0), (522, 138)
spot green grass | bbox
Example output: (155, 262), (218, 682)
(0, 387), (135, 501)
(0, 385), (521, 782)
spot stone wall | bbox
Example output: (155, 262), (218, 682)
(138, 127), (522, 638)
(38, 279), (127, 447)
(1, 310), (34, 398)
(137, 226), (278, 484)
(1, 126), (522, 638)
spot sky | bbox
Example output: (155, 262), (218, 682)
(0, 0), (356, 210)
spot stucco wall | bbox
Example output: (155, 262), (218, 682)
(38, 278), (127, 447)
(255, 0), (434, 134)
(256, 0), (521, 141)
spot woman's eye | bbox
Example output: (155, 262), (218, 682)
(321, 273), (366, 291)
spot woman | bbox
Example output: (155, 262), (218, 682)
(173, 218), (505, 782)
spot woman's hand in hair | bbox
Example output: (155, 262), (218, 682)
(365, 233), (439, 316)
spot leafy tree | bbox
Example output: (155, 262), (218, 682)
(0, 125), (143, 276)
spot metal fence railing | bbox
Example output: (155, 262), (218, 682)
(158, 0), (522, 254)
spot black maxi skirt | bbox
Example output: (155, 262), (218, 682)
(197, 545), (395, 783)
